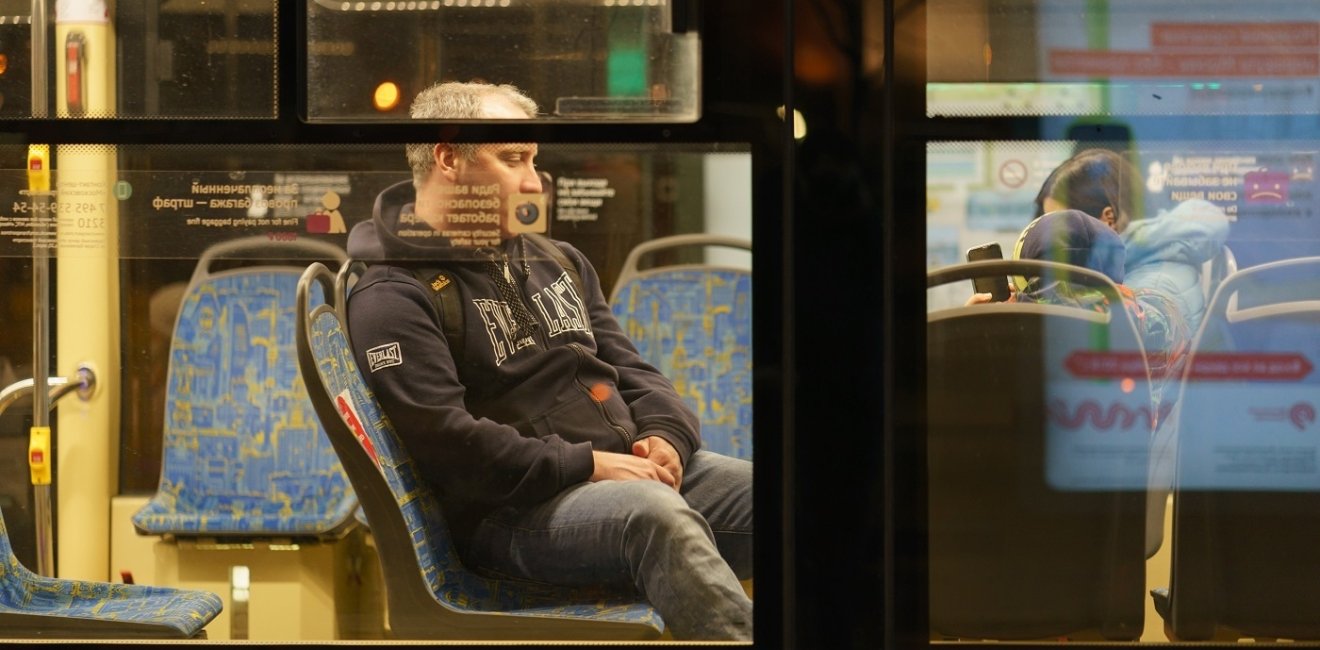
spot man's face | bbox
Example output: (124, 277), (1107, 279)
(454, 142), (541, 200)
(453, 142), (542, 239)
(452, 96), (542, 238)
(425, 94), (545, 242)
(456, 92), (538, 202)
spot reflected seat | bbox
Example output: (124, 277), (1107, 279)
(1200, 245), (1238, 307)
(0, 504), (221, 638)
(1159, 256), (1320, 641)
(609, 235), (752, 460)
(926, 260), (1152, 641)
(295, 261), (664, 640)
(124, 237), (361, 640)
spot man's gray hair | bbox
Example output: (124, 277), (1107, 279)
(406, 82), (539, 188)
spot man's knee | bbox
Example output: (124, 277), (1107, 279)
(686, 451), (753, 487)
(616, 481), (710, 539)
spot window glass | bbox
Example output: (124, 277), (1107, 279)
(924, 1), (1320, 643)
(0, 6), (33, 117)
(0, 1), (276, 118)
(305, 0), (700, 121)
(928, 0), (1320, 117)
(0, 249), (35, 568)
(0, 142), (751, 641)
(115, 0), (277, 117)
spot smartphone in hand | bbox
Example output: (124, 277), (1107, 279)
(966, 242), (1011, 302)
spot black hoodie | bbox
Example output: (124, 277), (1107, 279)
(346, 180), (701, 551)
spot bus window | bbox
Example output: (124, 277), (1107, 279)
(305, 0), (700, 122)
(0, 2), (277, 118)
(928, 0), (1320, 118)
(116, 1), (276, 117)
(0, 0), (783, 643)
(917, 0), (1320, 643)
(0, 142), (765, 639)
(114, 143), (751, 488)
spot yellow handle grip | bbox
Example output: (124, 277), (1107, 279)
(27, 145), (50, 193)
(29, 426), (51, 486)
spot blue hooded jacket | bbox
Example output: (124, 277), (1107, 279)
(1014, 209), (1192, 408)
(1121, 199), (1230, 335)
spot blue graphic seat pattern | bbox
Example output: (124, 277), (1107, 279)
(306, 306), (663, 628)
(611, 268), (753, 459)
(0, 506), (222, 638)
(134, 269), (356, 538)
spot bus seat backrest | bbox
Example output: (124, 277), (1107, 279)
(1167, 256), (1320, 640)
(610, 235), (753, 460)
(133, 267), (357, 539)
(926, 259), (1150, 641)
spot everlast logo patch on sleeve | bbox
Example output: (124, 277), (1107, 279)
(366, 342), (403, 372)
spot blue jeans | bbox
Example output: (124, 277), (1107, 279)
(464, 450), (754, 640)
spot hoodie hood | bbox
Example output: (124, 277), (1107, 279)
(347, 180), (491, 263)
(1123, 198), (1229, 270)
(1014, 209), (1126, 284)
(1120, 198), (1231, 334)
(1010, 209), (1126, 295)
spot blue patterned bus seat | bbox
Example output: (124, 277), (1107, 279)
(134, 269), (356, 538)
(0, 506), (222, 638)
(611, 268), (753, 460)
(307, 307), (663, 629)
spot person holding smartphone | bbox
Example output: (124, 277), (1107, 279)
(1032, 148), (1229, 335)
(965, 242), (1012, 302)
(967, 209), (1190, 396)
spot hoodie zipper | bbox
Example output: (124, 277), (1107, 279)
(503, 250), (551, 349)
(482, 247), (544, 348)
(501, 257), (515, 284)
(567, 343), (632, 446)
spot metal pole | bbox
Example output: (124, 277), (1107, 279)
(30, 238), (48, 424)
(29, 0), (52, 576)
(29, 140), (53, 576)
(31, 210), (53, 577)
(31, 0), (47, 117)
(0, 367), (97, 417)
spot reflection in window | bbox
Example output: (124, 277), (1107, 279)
(928, 0), (1320, 117)
(306, 0), (700, 121)
(0, 16), (32, 117)
(0, 2), (277, 118)
(926, 133), (1320, 641)
(117, 1), (276, 117)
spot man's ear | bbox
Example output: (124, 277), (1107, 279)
(1100, 205), (1117, 229)
(433, 143), (460, 181)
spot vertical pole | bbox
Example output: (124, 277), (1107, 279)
(31, 0), (47, 117)
(28, 144), (53, 577)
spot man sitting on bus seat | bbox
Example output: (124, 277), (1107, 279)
(343, 81), (753, 641)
